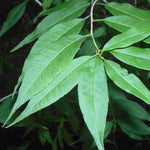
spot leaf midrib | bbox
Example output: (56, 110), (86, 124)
(39, 3), (89, 36)
(18, 36), (84, 105)
(106, 61), (149, 100)
(112, 50), (150, 60)
(91, 58), (103, 150)
(32, 57), (91, 109)
(106, 4), (144, 21)
(104, 29), (150, 51)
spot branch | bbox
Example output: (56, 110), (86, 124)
(0, 92), (18, 103)
(35, 0), (42, 7)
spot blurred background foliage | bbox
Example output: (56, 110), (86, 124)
(0, 0), (150, 149)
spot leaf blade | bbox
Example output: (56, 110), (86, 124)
(104, 60), (150, 104)
(11, 0), (89, 52)
(102, 28), (150, 52)
(78, 57), (109, 150)
(104, 2), (150, 21)
(7, 56), (91, 127)
(0, 1), (27, 37)
(111, 46), (150, 70)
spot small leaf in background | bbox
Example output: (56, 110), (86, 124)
(77, 37), (101, 56)
(104, 60), (150, 104)
(102, 27), (150, 52)
(111, 46), (150, 70)
(42, 0), (53, 10)
(93, 26), (107, 38)
(118, 115), (150, 140)
(7, 56), (91, 127)
(11, 0), (89, 52)
(104, 2), (150, 21)
(104, 121), (113, 139)
(78, 56), (109, 150)
(109, 84), (150, 121)
(0, 1), (27, 37)
(0, 97), (15, 124)
(110, 84), (150, 140)
(39, 127), (52, 144)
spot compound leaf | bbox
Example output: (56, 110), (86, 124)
(78, 57), (109, 150)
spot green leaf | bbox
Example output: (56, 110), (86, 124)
(5, 19), (85, 125)
(111, 46), (150, 70)
(102, 15), (142, 32)
(7, 56), (91, 127)
(105, 2), (150, 21)
(0, 1), (27, 37)
(7, 35), (85, 124)
(102, 27), (150, 52)
(144, 37), (150, 44)
(15, 18), (85, 83)
(104, 60), (150, 104)
(78, 56), (109, 150)
(117, 115), (150, 139)
(39, 127), (52, 144)
(42, 0), (53, 9)
(0, 97), (14, 124)
(10, 18), (85, 114)
(93, 26), (107, 38)
(77, 37), (100, 56)
(11, 0), (89, 52)
(109, 84), (150, 121)
(104, 121), (113, 139)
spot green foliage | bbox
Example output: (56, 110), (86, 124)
(0, 1), (27, 37)
(78, 57), (109, 150)
(1, 0), (150, 150)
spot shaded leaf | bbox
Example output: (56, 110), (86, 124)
(0, 1), (27, 37)
(111, 46), (150, 70)
(104, 60), (150, 104)
(78, 56), (109, 150)
(104, 121), (113, 139)
(11, 0), (89, 52)
(109, 84), (150, 121)
(118, 115), (150, 140)
(42, 0), (53, 9)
